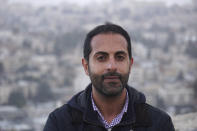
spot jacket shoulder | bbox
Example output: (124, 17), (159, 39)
(145, 103), (171, 120)
(43, 104), (73, 131)
(52, 104), (71, 119)
(145, 103), (175, 131)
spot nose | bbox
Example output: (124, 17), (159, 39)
(106, 58), (117, 72)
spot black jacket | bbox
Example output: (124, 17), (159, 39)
(44, 84), (175, 131)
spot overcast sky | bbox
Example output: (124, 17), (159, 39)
(9, 0), (192, 6)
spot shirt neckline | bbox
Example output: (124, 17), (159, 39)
(91, 89), (129, 129)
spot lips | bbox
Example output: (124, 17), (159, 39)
(103, 76), (120, 83)
(104, 76), (119, 79)
(102, 72), (121, 83)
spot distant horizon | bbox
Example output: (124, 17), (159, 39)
(8, 0), (192, 6)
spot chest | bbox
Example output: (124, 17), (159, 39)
(66, 123), (152, 131)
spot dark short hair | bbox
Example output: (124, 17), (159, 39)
(83, 23), (132, 62)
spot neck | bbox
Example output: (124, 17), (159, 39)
(92, 86), (127, 123)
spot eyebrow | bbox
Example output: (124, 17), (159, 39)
(115, 51), (127, 56)
(94, 51), (127, 56)
(94, 51), (108, 56)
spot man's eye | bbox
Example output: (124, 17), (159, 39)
(116, 55), (125, 61)
(97, 56), (106, 61)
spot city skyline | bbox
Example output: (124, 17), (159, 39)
(8, 0), (192, 6)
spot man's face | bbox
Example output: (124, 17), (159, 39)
(82, 33), (133, 97)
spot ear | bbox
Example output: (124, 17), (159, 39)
(129, 57), (134, 71)
(82, 58), (89, 76)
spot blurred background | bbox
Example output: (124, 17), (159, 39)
(0, 0), (197, 130)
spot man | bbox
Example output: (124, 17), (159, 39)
(44, 23), (175, 131)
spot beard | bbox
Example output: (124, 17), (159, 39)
(88, 68), (130, 97)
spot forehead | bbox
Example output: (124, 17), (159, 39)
(90, 33), (128, 54)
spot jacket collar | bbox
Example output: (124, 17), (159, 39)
(68, 83), (152, 127)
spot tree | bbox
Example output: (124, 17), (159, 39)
(185, 41), (197, 58)
(8, 90), (26, 108)
(33, 81), (54, 102)
(54, 30), (85, 56)
(193, 79), (197, 99)
(0, 62), (4, 75)
(22, 38), (32, 49)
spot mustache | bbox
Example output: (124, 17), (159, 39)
(102, 72), (121, 79)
